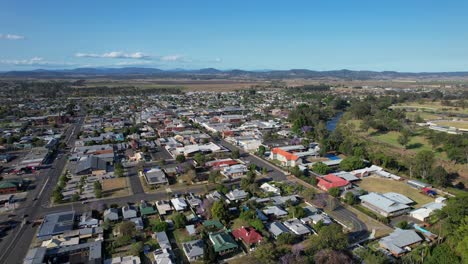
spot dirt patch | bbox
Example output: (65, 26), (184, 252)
(102, 177), (130, 197)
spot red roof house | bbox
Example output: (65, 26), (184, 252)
(206, 159), (239, 169)
(317, 174), (351, 191)
(232, 226), (263, 247)
(270, 148), (300, 166)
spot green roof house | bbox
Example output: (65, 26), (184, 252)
(139, 201), (157, 216)
(202, 219), (224, 230)
(209, 231), (238, 255)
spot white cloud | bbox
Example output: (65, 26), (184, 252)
(0, 57), (76, 67)
(159, 54), (185, 62)
(75, 51), (151, 59)
(0, 34), (25, 40)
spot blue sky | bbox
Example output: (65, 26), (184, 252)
(0, 0), (467, 71)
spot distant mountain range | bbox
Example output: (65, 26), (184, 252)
(1, 67), (468, 80)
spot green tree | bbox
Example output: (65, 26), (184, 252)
(339, 156), (365, 171)
(249, 219), (265, 231)
(151, 220), (169, 232)
(52, 187), (64, 203)
(431, 165), (450, 187)
(288, 205), (306, 218)
(211, 200), (229, 224)
(193, 153), (206, 166)
(176, 154), (186, 163)
(117, 221), (136, 237)
(257, 145), (266, 156)
(307, 224), (348, 253)
(114, 162), (124, 177)
(412, 150), (435, 179)
(71, 192), (80, 202)
(398, 130), (410, 149)
(172, 213), (187, 229)
(344, 192), (355, 205)
(311, 162), (330, 175)
(129, 241), (144, 256)
(231, 149), (240, 159)
(354, 248), (389, 264)
(328, 187), (340, 197)
(94, 181), (102, 198)
(276, 233), (299, 245)
(396, 220), (410, 229)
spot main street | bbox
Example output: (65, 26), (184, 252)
(0, 116), (84, 264)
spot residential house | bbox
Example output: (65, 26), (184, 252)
(283, 219), (312, 236)
(153, 248), (175, 264)
(171, 197), (188, 211)
(130, 217), (144, 231)
(267, 221), (290, 238)
(317, 174), (351, 191)
(79, 212), (99, 228)
(104, 256), (141, 264)
(182, 240), (204, 262)
(379, 229), (423, 256)
(260, 182), (281, 195)
(155, 200), (173, 215)
(209, 231), (238, 255)
(410, 197), (446, 222)
(263, 205), (288, 218)
(232, 226), (263, 249)
(226, 189), (248, 201)
(122, 205), (138, 220)
(140, 168), (168, 186)
(103, 208), (119, 222)
(139, 201), (157, 216)
(270, 147), (301, 167)
(154, 231), (172, 250)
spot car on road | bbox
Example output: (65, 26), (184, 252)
(32, 197), (37, 201)
(82, 201), (89, 204)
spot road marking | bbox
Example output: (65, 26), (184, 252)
(38, 176), (50, 198)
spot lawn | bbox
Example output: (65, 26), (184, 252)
(371, 131), (431, 152)
(370, 131), (448, 160)
(392, 101), (468, 115)
(357, 177), (434, 207)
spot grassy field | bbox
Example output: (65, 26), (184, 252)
(356, 177), (434, 207)
(102, 177), (131, 197)
(371, 131), (431, 151)
(405, 112), (442, 121)
(392, 101), (468, 115)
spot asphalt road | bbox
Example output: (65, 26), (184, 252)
(0, 116), (84, 264)
(217, 139), (287, 181)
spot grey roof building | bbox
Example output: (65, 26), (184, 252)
(226, 189), (248, 201)
(263, 205), (288, 218)
(74, 156), (108, 175)
(103, 208), (119, 221)
(155, 231), (172, 250)
(142, 168), (168, 185)
(122, 205), (138, 220)
(23, 247), (47, 264)
(359, 192), (411, 217)
(182, 239), (204, 261)
(46, 241), (102, 264)
(267, 221), (290, 238)
(283, 218), (311, 236)
(37, 211), (75, 240)
(379, 229), (422, 256)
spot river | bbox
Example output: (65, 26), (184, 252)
(326, 112), (344, 132)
